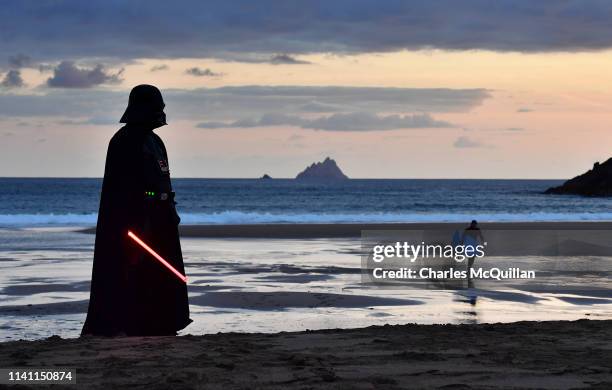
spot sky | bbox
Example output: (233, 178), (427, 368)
(1, 1), (612, 178)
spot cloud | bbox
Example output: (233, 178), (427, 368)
(505, 127), (524, 131)
(8, 54), (32, 69)
(0, 86), (489, 123)
(269, 54), (311, 65)
(197, 112), (454, 131)
(453, 136), (484, 148)
(185, 67), (223, 77)
(47, 61), (124, 88)
(305, 113), (453, 131)
(213, 53), (312, 65)
(1, 70), (25, 88)
(197, 113), (303, 129)
(517, 107), (533, 113)
(57, 116), (117, 126)
(298, 101), (340, 113)
(150, 64), (168, 72)
(0, 90), (123, 118)
(169, 86), (489, 120)
(3, 1), (612, 63)
(38, 63), (55, 73)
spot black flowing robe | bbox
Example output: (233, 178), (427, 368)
(82, 124), (191, 336)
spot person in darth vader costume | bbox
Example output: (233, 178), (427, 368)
(82, 85), (191, 336)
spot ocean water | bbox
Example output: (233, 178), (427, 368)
(2, 178), (612, 226)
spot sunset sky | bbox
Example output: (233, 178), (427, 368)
(1, 1), (612, 178)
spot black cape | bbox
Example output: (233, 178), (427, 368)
(82, 123), (191, 336)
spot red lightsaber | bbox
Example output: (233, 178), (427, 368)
(127, 230), (188, 283)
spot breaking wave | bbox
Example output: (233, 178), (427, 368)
(2, 211), (612, 227)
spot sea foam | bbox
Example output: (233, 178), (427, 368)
(2, 211), (612, 227)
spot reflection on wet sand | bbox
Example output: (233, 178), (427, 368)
(0, 228), (610, 340)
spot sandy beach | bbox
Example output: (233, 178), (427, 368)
(81, 221), (612, 238)
(178, 221), (612, 240)
(0, 319), (610, 389)
(2, 222), (611, 341)
(2, 222), (611, 389)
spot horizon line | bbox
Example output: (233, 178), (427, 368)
(0, 176), (566, 181)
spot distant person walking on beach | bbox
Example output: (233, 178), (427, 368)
(463, 220), (485, 285)
(82, 85), (191, 336)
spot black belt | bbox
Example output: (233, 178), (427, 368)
(144, 191), (175, 201)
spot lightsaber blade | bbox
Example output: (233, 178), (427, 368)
(127, 230), (187, 283)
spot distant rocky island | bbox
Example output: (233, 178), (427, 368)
(545, 158), (612, 196)
(296, 157), (349, 180)
(260, 174), (272, 179)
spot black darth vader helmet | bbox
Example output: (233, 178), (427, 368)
(120, 84), (167, 128)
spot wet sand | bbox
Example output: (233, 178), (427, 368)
(0, 320), (610, 389)
(80, 221), (612, 238)
(3, 224), (608, 340)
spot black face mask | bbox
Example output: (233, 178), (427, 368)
(120, 84), (167, 129)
